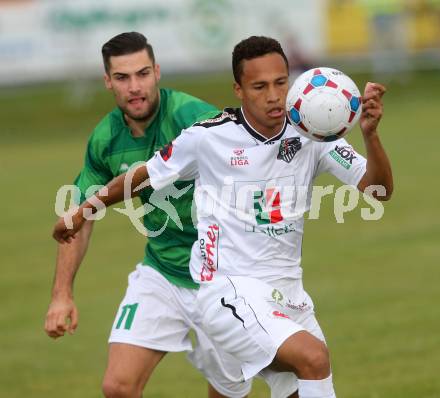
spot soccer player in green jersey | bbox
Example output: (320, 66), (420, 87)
(45, 32), (251, 398)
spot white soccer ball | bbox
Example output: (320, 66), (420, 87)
(286, 67), (362, 142)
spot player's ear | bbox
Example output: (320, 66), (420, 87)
(233, 81), (243, 100)
(154, 63), (161, 82)
(104, 73), (112, 90)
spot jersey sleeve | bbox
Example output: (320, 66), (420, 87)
(314, 138), (367, 186)
(73, 134), (113, 204)
(146, 127), (200, 191)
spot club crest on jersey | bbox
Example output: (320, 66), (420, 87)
(277, 137), (302, 163)
(159, 142), (174, 161)
(230, 149), (249, 166)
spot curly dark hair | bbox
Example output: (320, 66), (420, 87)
(232, 36), (289, 84)
(102, 32), (155, 73)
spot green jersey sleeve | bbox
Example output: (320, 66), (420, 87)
(73, 116), (113, 204)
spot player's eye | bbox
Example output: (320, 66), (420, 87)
(115, 75), (127, 81)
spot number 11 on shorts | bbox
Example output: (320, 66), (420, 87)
(115, 303), (139, 330)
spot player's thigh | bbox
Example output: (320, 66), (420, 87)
(109, 264), (193, 352)
(103, 343), (166, 388)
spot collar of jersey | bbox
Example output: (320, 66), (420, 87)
(238, 107), (287, 144)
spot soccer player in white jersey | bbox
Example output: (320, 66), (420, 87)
(54, 36), (393, 398)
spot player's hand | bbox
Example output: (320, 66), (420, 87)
(360, 82), (386, 137)
(44, 296), (78, 339)
(53, 209), (85, 243)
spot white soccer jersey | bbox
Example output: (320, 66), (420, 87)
(147, 108), (367, 285)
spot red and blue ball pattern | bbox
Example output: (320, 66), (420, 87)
(289, 68), (362, 142)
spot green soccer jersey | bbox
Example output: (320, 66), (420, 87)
(74, 88), (219, 289)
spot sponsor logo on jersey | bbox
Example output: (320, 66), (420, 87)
(200, 224), (219, 282)
(329, 145), (357, 169)
(230, 149), (249, 166)
(277, 137), (302, 163)
(248, 187), (297, 236)
(247, 223), (296, 237)
(254, 188), (283, 224)
(160, 142), (174, 161)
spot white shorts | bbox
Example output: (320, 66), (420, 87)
(109, 264), (252, 398)
(197, 276), (326, 398)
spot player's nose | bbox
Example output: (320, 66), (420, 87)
(128, 76), (141, 93)
(267, 84), (280, 103)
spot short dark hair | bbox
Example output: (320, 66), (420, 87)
(232, 36), (289, 84)
(101, 32), (155, 73)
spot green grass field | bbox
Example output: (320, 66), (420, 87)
(1, 70), (439, 398)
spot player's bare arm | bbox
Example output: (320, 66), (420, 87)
(45, 220), (94, 338)
(52, 164), (150, 243)
(357, 82), (393, 200)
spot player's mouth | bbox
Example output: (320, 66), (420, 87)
(128, 97), (146, 106)
(267, 107), (285, 118)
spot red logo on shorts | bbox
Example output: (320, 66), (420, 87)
(272, 310), (290, 319)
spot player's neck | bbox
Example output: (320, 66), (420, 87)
(125, 117), (150, 137)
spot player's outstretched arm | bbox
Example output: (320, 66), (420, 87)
(45, 220), (94, 338)
(357, 82), (393, 200)
(52, 163), (150, 243)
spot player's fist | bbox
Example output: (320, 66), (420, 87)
(44, 297), (78, 339)
(52, 209), (85, 243)
(360, 82), (386, 137)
